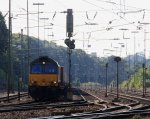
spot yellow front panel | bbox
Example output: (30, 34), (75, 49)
(29, 74), (58, 86)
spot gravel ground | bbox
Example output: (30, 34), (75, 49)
(0, 96), (33, 105)
(0, 89), (142, 119)
(0, 90), (106, 119)
(0, 104), (103, 119)
(84, 88), (136, 105)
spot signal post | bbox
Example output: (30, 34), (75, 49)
(65, 9), (75, 100)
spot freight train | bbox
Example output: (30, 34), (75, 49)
(28, 56), (68, 100)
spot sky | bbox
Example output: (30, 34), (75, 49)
(0, 0), (150, 58)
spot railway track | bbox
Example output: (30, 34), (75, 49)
(41, 108), (150, 119)
(0, 100), (92, 112)
(84, 88), (149, 111)
(1, 88), (150, 119)
(0, 88), (101, 113)
(0, 92), (29, 102)
(40, 88), (150, 119)
(0, 88), (118, 118)
(84, 87), (150, 105)
(82, 88), (145, 111)
(29, 88), (147, 119)
(107, 89), (150, 104)
(112, 88), (150, 99)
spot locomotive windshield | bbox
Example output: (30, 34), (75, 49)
(31, 64), (42, 73)
(45, 64), (57, 73)
(31, 63), (58, 74)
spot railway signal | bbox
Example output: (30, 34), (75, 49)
(114, 57), (121, 101)
(70, 40), (75, 49)
(65, 39), (75, 49)
(65, 9), (75, 49)
(66, 9), (73, 37)
(65, 9), (74, 100)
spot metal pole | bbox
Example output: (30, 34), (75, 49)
(139, 23), (150, 94)
(66, 9), (73, 99)
(43, 20), (46, 47)
(33, 3), (44, 57)
(69, 51), (71, 88)
(68, 48), (71, 89)
(10, 13), (13, 93)
(142, 63), (145, 97)
(21, 29), (23, 92)
(126, 39), (129, 92)
(144, 28), (146, 95)
(105, 63), (108, 97)
(8, 0), (11, 102)
(18, 76), (20, 101)
(133, 33), (136, 89)
(117, 61), (119, 100)
(128, 53), (131, 91)
(131, 31), (138, 91)
(114, 57), (121, 100)
(144, 68), (146, 94)
(40, 18), (49, 47)
(27, 0), (30, 93)
(38, 5), (39, 56)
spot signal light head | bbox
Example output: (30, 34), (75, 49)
(64, 38), (75, 49)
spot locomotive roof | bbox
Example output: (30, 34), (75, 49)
(31, 56), (60, 66)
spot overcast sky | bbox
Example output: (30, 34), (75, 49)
(0, 0), (150, 57)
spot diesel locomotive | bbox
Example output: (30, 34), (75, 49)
(28, 56), (68, 100)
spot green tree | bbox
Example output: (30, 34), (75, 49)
(0, 12), (8, 90)
(0, 12), (8, 54)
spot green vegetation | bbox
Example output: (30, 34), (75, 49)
(82, 82), (99, 86)
(132, 115), (150, 119)
(0, 12), (9, 90)
(0, 12), (8, 54)
(1, 10), (150, 92)
(132, 115), (142, 119)
(121, 68), (150, 89)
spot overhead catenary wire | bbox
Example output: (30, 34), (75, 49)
(88, 22), (134, 33)
(3, 0), (150, 46)
(95, 0), (150, 11)
(2, 0), (149, 63)
(3, 7), (150, 31)
(1, 7), (150, 14)
(81, 0), (137, 28)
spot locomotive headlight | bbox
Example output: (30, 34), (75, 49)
(31, 81), (36, 85)
(42, 62), (45, 64)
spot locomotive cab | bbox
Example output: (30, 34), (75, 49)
(28, 56), (68, 100)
